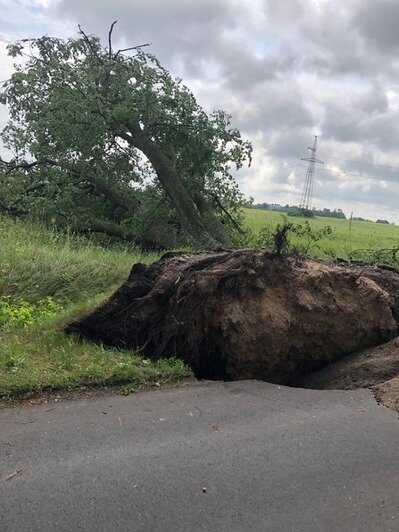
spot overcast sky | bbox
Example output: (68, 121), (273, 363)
(1, 0), (398, 222)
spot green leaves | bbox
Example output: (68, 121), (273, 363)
(0, 296), (60, 330)
(1, 28), (251, 246)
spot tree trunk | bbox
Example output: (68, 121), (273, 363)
(0, 199), (25, 218)
(121, 127), (219, 249)
(90, 178), (140, 213)
(72, 220), (167, 250)
(193, 192), (232, 247)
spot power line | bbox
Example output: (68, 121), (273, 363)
(321, 167), (394, 180)
(318, 155), (399, 172)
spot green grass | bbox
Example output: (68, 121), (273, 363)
(0, 218), (159, 303)
(0, 320), (190, 398)
(0, 218), (192, 400)
(1, 210), (398, 399)
(244, 208), (399, 263)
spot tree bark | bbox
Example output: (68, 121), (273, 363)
(91, 178), (140, 213)
(193, 192), (232, 247)
(121, 126), (220, 249)
(71, 220), (164, 249)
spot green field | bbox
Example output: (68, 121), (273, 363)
(244, 208), (399, 262)
(0, 211), (398, 400)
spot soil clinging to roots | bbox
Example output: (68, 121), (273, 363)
(66, 251), (399, 386)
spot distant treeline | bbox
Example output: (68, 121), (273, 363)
(251, 203), (346, 219)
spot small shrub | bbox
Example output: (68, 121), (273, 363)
(349, 245), (399, 267)
(258, 219), (333, 256)
(273, 222), (294, 256)
(0, 296), (61, 330)
(256, 225), (275, 248)
(291, 221), (332, 254)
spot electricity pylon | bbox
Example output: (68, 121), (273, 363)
(300, 135), (324, 211)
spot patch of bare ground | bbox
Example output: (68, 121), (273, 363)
(372, 375), (399, 412)
(298, 337), (399, 412)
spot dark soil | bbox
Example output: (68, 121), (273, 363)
(299, 337), (399, 412)
(67, 251), (399, 391)
(298, 336), (399, 390)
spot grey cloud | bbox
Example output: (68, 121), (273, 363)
(54, 0), (245, 77)
(218, 44), (298, 91)
(229, 80), (315, 134)
(263, 0), (399, 80)
(262, 0), (306, 22)
(322, 93), (399, 153)
(267, 127), (316, 161)
(6, 0), (399, 220)
(354, 0), (399, 53)
(358, 84), (389, 114)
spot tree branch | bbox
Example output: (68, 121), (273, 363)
(0, 199), (25, 217)
(212, 194), (246, 235)
(9, 182), (49, 208)
(108, 20), (118, 59)
(72, 220), (136, 240)
(0, 157), (57, 175)
(113, 43), (150, 60)
(71, 220), (163, 250)
(77, 25), (102, 63)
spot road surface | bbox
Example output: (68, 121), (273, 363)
(1, 380), (399, 531)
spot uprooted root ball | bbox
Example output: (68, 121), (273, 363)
(66, 251), (399, 383)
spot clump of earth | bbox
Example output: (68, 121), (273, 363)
(67, 250), (399, 411)
(299, 337), (399, 412)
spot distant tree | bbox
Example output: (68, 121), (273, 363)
(298, 208), (314, 218)
(251, 203), (346, 219)
(376, 219), (389, 224)
(245, 196), (254, 207)
(0, 24), (252, 249)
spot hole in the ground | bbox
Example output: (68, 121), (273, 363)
(65, 251), (399, 412)
(189, 346), (228, 381)
(187, 348), (336, 387)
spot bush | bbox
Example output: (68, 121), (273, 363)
(290, 222), (332, 254)
(257, 219), (333, 256)
(0, 296), (60, 330)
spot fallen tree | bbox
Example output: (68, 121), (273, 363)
(67, 251), (399, 383)
(0, 24), (251, 249)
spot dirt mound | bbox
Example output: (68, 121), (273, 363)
(297, 337), (399, 412)
(298, 337), (399, 389)
(67, 251), (399, 383)
(373, 376), (399, 412)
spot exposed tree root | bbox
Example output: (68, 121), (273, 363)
(67, 251), (399, 383)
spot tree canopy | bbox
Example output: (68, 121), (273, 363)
(0, 23), (252, 249)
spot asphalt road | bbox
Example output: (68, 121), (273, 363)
(1, 380), (399, 531)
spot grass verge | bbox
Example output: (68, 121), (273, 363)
(0, 218), (192, 400)
(0, 312), (192, 401)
